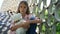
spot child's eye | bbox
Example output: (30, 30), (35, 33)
(20, 6), (22, 8)
(24, 7), (26, 8)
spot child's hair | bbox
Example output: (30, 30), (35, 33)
(17, 1), (30, 15)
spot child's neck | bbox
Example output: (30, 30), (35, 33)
(22, 13), (26, 18)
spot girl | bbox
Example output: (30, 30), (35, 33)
(10, 1), (42, 34)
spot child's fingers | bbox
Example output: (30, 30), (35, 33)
(10, 26), (16, 31)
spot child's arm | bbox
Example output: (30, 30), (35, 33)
(10, 20), (30, 31)
(29, 18), (42, 24)
(10, 20), (20, 29)
(28, 14), (42, 24)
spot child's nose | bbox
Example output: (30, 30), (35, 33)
(21, 8), (24, 10)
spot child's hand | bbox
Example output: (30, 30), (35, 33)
(10, 26), (17, 31)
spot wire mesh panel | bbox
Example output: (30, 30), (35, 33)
(0, 11), (12, 34)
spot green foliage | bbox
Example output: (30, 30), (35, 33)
(56, 23), (60, 32)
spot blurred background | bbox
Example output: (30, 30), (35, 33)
(0, 0), (60, 34)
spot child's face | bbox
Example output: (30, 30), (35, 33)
(19, 3), (27, 14)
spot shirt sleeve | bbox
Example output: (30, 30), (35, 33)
(29, 14), (39, 20)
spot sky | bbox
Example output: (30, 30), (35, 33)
(0, 0), (4, 8)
